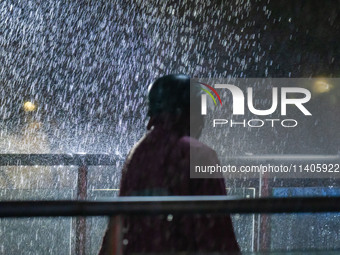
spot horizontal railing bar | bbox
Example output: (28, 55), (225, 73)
(0, 154), (338, 166)
(228, 154), (340, 162)
(1, 196), (340, 217)
(0, 154), (120, 166)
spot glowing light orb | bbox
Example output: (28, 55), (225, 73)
(23, 101), (37, 112)
(313, 80), (333, 94)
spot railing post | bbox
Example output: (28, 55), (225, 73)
(76, 164), (88, 255)
(259, 172), (271, 251)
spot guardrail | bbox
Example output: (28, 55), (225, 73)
(0, 153), (119, 255)
(1, 196), (340, 217)
(0, 153), (118, 166)
(0, 153), (339, 254)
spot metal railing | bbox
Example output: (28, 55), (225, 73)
(1, 196), (340, 217)
(0, 153), (118, 255)
(0, 153), (339, 254)
(0, 153), (118, 166)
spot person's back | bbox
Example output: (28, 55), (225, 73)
(99, 74), (240, 254)
(119, 126), (240, 253)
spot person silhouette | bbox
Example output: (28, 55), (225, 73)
(99, 74), (240, 254)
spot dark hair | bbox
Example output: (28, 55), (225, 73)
(148, 74), (199, 116)
(147, 74), (203, 137)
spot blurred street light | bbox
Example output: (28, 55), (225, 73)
(23, 101), (37, 112)
(313, 80), (333, 94)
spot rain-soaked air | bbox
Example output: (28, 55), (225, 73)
(0, 1), (339, 254)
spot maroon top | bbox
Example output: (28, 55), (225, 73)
(100, 126), (240, 254)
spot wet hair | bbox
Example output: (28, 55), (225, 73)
(148, 74), (190, 117)
(147, 74), (203, 137)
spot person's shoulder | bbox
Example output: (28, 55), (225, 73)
(122, 133), (149, 163)
(177, 136), (217, 155)
(176, 136), (221, 176)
